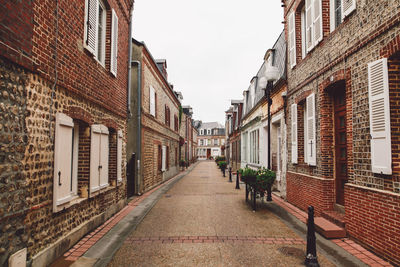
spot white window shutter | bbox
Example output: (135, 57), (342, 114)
(162, 145), (166, 171)
(305, 0), (313, 52)
(110, 9), (118, 76)
(117, 130), (123, 182)
(90, 124), (101, 194)
(150, 86), (155, 116)
(288, 12), (296, 68)
(53, 113), (74, 212)
(342, 0), (356, 18)
(368, 58), (392, 175)
(329, 0), (335, 32)
(84, 0), (98, 55)
(291, 104), (298, 164)
(99, 125), (109, 188)
(313, 0), (323, 45)
(306, 94), (317, 166)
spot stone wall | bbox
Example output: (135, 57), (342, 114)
(0, 57), (29, 266)
(23, 73), (127, 261)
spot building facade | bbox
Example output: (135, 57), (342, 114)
(225, 100), (243, 173)
(197, 122), (226, 159)
(240, 31), (287, 196)
(0, 0), (133, 265)
(284, 0), (400, 264)
(128, 39), (180, 194)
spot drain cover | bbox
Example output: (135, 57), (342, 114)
(200, 176), (208, 178)
(278, 247), (304, 259)
(165, 195), (172, 198)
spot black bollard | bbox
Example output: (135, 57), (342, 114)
(229, 167), (232, 182)
(235, 171), (240, 189)
(222, 168), (226, 177)
(253, 189), (256, 211)
(305, 206), (319, 267)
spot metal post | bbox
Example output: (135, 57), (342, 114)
(305, 206), (319, 267)
(267, 81), (272, 170)
(229, 167), (232, 182)
(235, 171), (240, 189)
(253, 189), (256, 211)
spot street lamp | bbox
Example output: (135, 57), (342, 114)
(259, 63), (280, 171)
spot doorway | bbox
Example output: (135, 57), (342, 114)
(207, 149), (211, 159)
(333, 87), (347, 206)
(127, 153), (136, 198)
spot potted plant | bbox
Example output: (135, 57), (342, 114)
(218, 161), (227, 176)
(256, 167), (276, 201)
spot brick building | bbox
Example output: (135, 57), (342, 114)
(0, 0), (133, 265)
(283, 0), (400, 264)
(225, 100), (243, 173)
(181, 106), (196, 164)
(128, 39), (180, 194)
(240, 31), (287, 195)
(197, 122), (226, 159)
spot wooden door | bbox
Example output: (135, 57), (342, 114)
(334, 88), (347, 205)
(207, 149), (211, 159)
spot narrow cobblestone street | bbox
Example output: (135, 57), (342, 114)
(107, 161), (335, 266)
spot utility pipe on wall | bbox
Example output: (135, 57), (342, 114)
(131, 60), (141, 194)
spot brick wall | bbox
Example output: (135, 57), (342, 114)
(0, 0), (34, 70)
(287, 171), (334, 216)
(139, 47), (180, 192)
(284, 0), (400, 262)
(345, 184), (400, 266)
(0, 58), (29, 266)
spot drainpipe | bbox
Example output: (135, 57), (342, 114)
(131, 60), (141, 194)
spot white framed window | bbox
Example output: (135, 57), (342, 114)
(84, 0), (107, 66)
(288, 11), (296, 68)
(249, 129), (260, 164)
(304, 0), (322, 54)
(110, 9), (118, 76)
(214, 139), (219, 146)
(242, 132), (248, 162)
(161, 145), (167, 172)
(306, 94), (316, 166)
(90, 124), (109, 195)
(53, 113), (79, 212)
(301, 7), (307, 59)
(291, 104), (298, 164)
(200, 139), (203, 146)
(200, 129), (203, 135)
(149, 86), (156, 116)
(368, 58), (392, 175)
(207, 129), (211, 135)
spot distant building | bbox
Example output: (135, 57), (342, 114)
(197, 122), (226, 159)
(128, 39), (181, 194)
(225, 100), (243, 173)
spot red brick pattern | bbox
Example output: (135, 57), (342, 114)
(333, 239), (394, 267)
(286, 171), (334, 216)
(345, 184), (400, 266)
(123, 236), (306, 245)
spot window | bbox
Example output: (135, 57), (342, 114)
(158, 145), (162, 171)
(368, 58), (392, 174)
(90, 124), (109, 195)
(288, 11), (296, 67)
(305, 94), (316, 165)
(214, 139), (219, 146)
(242, 132), (248, 162)
(97, 1), (106, 65)
(207, 129), (211, 135)
(174, 115), (179, 131)
(200, 139), (203, 146)
(165, 105), (170, 127)
(301, 0), (322, 54)
(291, 104), (298, 164)
(53, 113), (79, 212)
(149, 86), (156, 116)
(249, 129), (260, 164)
(161, 145), (167, 171)
(110, 9), (118, 76)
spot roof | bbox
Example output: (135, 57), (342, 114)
(198, 122), (224, 130)
(243, 30), (286, 117)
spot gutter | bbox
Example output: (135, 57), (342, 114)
(131, 60), (141, 194)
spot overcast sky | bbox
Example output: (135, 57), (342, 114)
(132, 1), (284, 124)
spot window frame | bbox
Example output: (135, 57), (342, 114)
(96, 0), (106, 66)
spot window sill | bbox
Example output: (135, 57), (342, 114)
(53, 195), (86, 213)
(89, 184), (115, 198)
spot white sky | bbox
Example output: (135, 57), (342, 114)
(132, 0), (284, 124)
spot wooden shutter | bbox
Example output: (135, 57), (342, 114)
(150, 86), (155, 116)
(84, 0), (97, 54)
(99, 125), (109, 188)
(368, 58), (392, 174)
(306, 94), (316, 166)
(166, 146), (169, 170)
(162, 145), (166, 171)
(90, 124), (101, 193)
(288, 12), (296, 68)
(117, 130), (123, 182)
(291, 104), (298, 164)
(342, 0), (356, 18)
(313, 0), (323, 45)
(305, 0), (313, 52)
(110, 9), (118, 76)
(53, 113), (74, 212)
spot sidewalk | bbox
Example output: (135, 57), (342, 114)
(51, 163), (198, 267)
